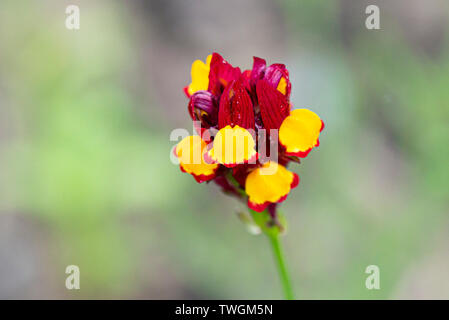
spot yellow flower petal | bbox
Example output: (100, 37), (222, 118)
(208, 125), (257, 167)
(276, 77), (287, 95)
(245, 162), (299, 211)
(187, 55), (212, 96)
(176, 135), (218, 182)
(279, 108), (323, 156)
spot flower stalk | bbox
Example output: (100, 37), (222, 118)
(267, 230), (295, 300)
(249, 208), (295, 300)
(228, 170), (295, 299)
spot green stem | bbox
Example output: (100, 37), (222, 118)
(267, 232), (295, 300)
(225, 170), (247, 198)
(225, 170), (295, 299)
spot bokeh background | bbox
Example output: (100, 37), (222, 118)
(0, 0), (448, 299)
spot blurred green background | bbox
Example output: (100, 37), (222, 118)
(0, 0), (448, 299)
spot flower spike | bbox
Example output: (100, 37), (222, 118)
(180, 53), (323, 214)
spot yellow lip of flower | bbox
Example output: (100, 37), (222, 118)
(279, 108), (323, 157)
(175, 135), (218, 182)
(207, 125), (258, 167)
(245, 161), (299, 212)
(186, 54), (213, 96)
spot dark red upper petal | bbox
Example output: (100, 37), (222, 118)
(256, 80), (291, 131)
(218, 81), (255, 129)
(208, 53), (241, 97)
(249, 57), (266, 92)
(217, 84), (233, 129)
(188, 90), (218, 129)
(263, 63), (291, 98)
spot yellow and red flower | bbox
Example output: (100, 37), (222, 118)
(176, 53), (324, 213)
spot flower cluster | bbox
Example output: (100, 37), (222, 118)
(175, 53), (324, 213)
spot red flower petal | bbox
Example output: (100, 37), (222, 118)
(183, 86), (190, 98)
(218, 81), (255, 129)
(256, 80), (290, 131)
(248, 199), (270, 212)
(264, 63), (291, 98)
(180, 164), (216, 183)
(208, 53), (241, 96)
(192, 172), (216, 183)
(285, 148), (312, 158)
(291, 172), (299, 188)
(188, 91), (218, 129)
(249, 57), (266, 92)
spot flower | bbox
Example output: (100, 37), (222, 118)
(176, 53), (324, 213)
(175, 135), (219, 183)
